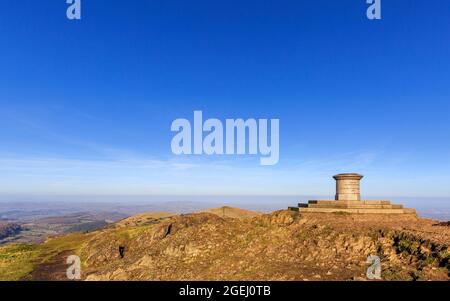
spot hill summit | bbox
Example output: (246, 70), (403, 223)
(0, 207), (449, 281)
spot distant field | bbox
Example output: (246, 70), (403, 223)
(0, 223), (22, 240)
(0, 212), (127, 245)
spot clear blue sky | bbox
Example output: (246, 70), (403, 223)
(0, 1), (449, 197)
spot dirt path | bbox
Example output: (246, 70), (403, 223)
(24, 250), (77, 281)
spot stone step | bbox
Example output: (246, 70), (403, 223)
(306, 204), (404, 209)
(298, 207), (416, 214)
(307, 200), (392, 205)
(391, 204), (404, 209)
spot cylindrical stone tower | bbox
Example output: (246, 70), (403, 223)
(333, 173), (364, 201)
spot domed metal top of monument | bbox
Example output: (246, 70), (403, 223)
(333, 173), (363, 180)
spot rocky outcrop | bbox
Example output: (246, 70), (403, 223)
(6, 208), (446, 281)
(78, 211), (450, 281)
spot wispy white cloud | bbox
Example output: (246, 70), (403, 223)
(1, 148), (449, 197)
(0, 149), (377, 195)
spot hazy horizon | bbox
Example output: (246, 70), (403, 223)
(1, 194), (450, 210)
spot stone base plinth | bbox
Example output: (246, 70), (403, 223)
(290, 200), (416, 215)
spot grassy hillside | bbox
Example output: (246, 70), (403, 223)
(0, 232), (92, 280)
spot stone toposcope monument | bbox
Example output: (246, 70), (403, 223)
(290, 173), (416, 214)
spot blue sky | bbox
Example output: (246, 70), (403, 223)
(0, 1), (450, 198)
